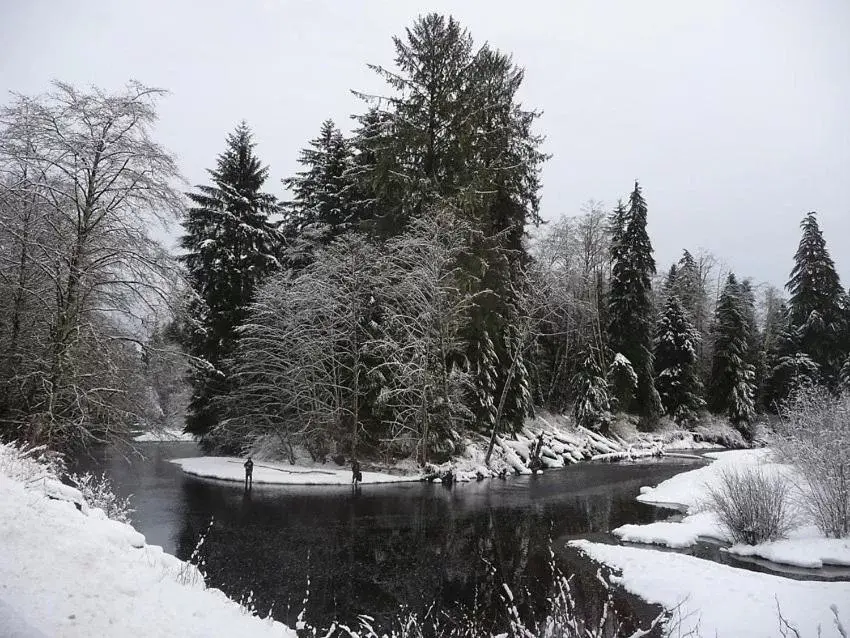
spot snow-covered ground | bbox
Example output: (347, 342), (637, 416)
(615, 449), (850, 569)
(571, 540), (850, 638)
(134, 427), (195, 442)
(171, 456), (420, 485)
(569, 447), (850, 636)
(0, 443), (296, 638)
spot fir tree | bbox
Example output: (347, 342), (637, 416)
(708, 274), (757, 433)
(282, 119), (356, 266)
(786, 212), (845, 387)
(607, 181), (661, 424)
(654, 295), (704, 425)
(180, 123), (281, 438)
(352, 14), (546, 434)
(759, 292), (791, 409)
(607, 353), (637, 414)
(572, 347), (612, 430)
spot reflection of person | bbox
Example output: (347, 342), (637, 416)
(244, 457), (254, 491)
(351, 459), (362, 486)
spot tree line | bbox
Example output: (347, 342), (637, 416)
(1, 14), (848, 456)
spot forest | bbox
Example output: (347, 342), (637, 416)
(1, 13), (848, 462)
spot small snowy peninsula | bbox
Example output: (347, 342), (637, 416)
(573, 449), (850, 637)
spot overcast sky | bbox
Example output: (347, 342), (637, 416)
(2, 0), (848, 290)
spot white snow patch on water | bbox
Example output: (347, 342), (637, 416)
(172, 456), (420, 485)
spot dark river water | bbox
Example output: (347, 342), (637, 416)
(71, 442), (706, 636)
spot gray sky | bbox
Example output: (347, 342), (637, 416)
(2, 0), (848, 290)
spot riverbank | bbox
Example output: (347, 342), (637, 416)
(171, 411), (744, 486)
(0, 442), (296, 638)
(571, 448), (850, 636)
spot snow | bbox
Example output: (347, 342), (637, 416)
(613, 448), (850, 570)
(570, 540), (850, 638)
(634, 448), (767, 510)
(0, 451), (296, 637)
(134, 427), (195, 442)
(726, 534), (850, 569)
(614, 510), (725, 548)
(172, 456), (420, 485)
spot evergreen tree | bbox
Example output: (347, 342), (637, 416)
(180, 123), (280, 438)
(607, 353), (638, 413)
(654, 295), (704, 424)
(708, 274), (757, 433)
(352, 14), (546, 434)
(786, 212), (845, 387)
(739, 279), (764, 393)
(572, 347), (612, 430)
(664, 264), (678, 292)
(607, 181), (661, 424)
(759, 291), (791, 409)
(282, 119), (356, 267)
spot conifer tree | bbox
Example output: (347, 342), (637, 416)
(709, 274), (757, 432)
(654, 295), (704, 424)
(572, 347), (612, 430)
(282, 119), (356, 267)
(180, 123), (280, 438)
(352, 14), (546, 434)
(786, 212), (845, 387)
(607, 181), (661, 423)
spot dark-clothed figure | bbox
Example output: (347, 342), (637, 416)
(351, 459), (362, 486)
(244, 457), (254, 491)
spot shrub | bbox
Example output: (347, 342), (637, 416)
(67, 471), (134, 524)
(774, 388), (850, 538)
(0, 442), (65, 483)
(706, 466), (797, 545)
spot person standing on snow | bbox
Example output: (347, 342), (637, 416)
(244, 457), (254, 491)
(351, 458), (362, 486)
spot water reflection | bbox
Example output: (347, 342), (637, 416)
(73, 443), (697, 634)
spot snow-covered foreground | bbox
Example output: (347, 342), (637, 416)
(0, 445), (296, 638)
(569, 448), (850, 636)
(570, 540), (850, 637)
(615, 449), (850, 569)
(172, 456), (420, 485)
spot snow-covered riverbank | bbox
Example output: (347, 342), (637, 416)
(173, 412), (742, 486)
(615, 449), (850, 569)
(571, 449), (850, 636)
(0, 443), (296, 638)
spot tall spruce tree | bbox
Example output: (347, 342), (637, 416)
(654, 295), (704, 424)
(607, 181), (661, 424)
(282, 119), (356, 267)
(180, 123), (280, 438)
(352, 14), (546, 434)
(786, 212), (846, 388)
(708, 274), (757, 433)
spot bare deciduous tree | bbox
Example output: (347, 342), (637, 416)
(0, 81), (183, 448)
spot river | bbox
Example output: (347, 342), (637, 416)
(71, 441), (708, 635)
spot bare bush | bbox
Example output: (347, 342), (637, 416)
(706, 466), (797, 545)
(67, 471), (134, 523)
(774, 388), (850, 538)
(0, 441), (65, 483)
